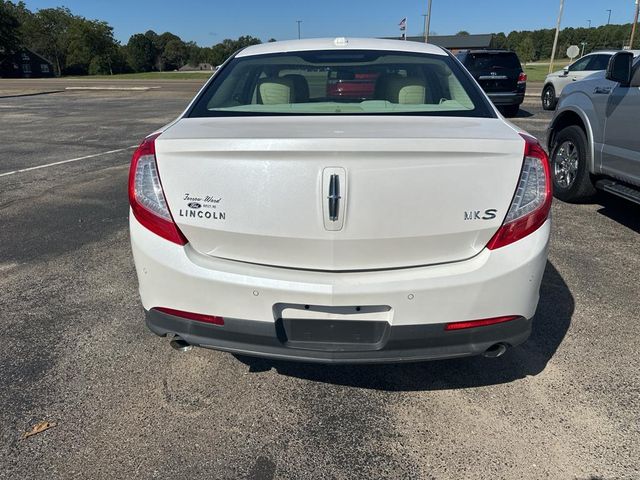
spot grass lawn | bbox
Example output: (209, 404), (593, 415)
(66, 71), (213, 80)
(524, 62), (569, 82)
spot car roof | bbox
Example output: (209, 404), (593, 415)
(457, 49), (517, 55)
(585, 50), (640, 56)
(236, 38), (447, 58)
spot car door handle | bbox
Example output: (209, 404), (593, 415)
(593, 86), (612, 94)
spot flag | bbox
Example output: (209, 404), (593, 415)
(398, 17), (407, 31)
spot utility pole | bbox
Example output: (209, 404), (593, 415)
(425, 0), (432, 43)
(581, 41), (587, 56)
(630, 0), (639, 49)
(549, 0), (565, 74)
(422, 14), (428, 42)
(296, 20), (302, 40)
(603, 9), (613, 47)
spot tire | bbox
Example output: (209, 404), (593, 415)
(542, 84), (557, 110)
(549, 125), (596, 203)
(501, 104), (519, 117)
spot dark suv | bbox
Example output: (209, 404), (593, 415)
(455, 50), (526, 117)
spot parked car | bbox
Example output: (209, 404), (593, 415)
(129, 38), (551, 363)
(542, 51), (628, 110)
(547, 51), (640, 204)
(326, 70), (379, 99)
(455, 49), (526, 117)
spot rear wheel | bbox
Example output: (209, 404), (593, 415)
(501, 104), (519, 117)
(550, 125), (596, 202)
(542, 85), (557, 110)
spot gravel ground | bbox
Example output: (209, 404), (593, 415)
(0, 79), (638, 480)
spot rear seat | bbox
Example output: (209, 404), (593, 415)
(257, 77), (296, 104)
(375, 74), (427, 104)
(257, 75), (310, 104)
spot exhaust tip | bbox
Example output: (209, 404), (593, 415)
(170, 337), (193, 352)
(483, 343), (508, 358)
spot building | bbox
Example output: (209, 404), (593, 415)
(178, 63), (216, 72)
(386, 34), (495, 53)
(0, 48), (55, 78)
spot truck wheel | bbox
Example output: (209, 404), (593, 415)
(542, 85), (557, 110)
(550, 125), (596, 202)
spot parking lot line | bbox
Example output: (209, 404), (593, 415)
(0, 146), (137, 177)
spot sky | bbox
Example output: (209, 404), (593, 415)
(21, 0), (640, 46)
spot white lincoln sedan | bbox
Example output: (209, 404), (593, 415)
(129, 38), (551, 363)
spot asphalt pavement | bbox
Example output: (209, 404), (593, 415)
(0, 80), (639, 479)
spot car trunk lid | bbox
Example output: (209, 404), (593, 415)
(155, 116), (525, 271)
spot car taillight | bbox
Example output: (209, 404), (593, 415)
(486, 134), (552, 250)
(518, 72), (527, 84)
(128, 133), (187, 245)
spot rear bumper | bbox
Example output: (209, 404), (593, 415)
(146, 309), (531, 364)
(487, 92), (525, 106)
(131, 213), (550, 363)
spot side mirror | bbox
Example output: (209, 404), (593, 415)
(606, 51), (633, 85)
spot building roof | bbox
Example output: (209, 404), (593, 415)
(237, 37), (447, 57)
(385, 34), (494, 50)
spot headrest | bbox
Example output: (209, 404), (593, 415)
(257, 77), (296, 104)
(384, 76), (426, 104)
(281, 74), (310, 102)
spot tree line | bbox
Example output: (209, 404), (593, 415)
(491, 23), (639, 63)
(1, 0), (638, 76)
(0, 1), (268, 75)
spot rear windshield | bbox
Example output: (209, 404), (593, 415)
(188, 50), (494, 118)
(464, 52), (522, 71)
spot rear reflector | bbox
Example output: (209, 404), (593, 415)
(154, 307), (224, 326)
(444, 315), (519, 331)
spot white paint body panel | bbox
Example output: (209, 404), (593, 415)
(155, 116), (526, 270)
(131, 214), (549, 326)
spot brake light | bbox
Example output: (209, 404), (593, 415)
(445, 315), (520, 331)
(518, 72), (527, 84)
(128, 133), (187, 245)
(487, 134), (552, 250)
(154, 307), (224, 326)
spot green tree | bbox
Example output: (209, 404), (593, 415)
(456, 30), (470, 36)
(516, 36), (535, 64)
(490, 32), (507, 49)
(0, 0), (23, 52)
(162, 38), (187, 70)
(66, 19), (118, 74)
(126, 33), (156, 72)
(21, 7), (73, 75)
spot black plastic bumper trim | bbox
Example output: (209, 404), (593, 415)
(145, 309), (531, 364)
